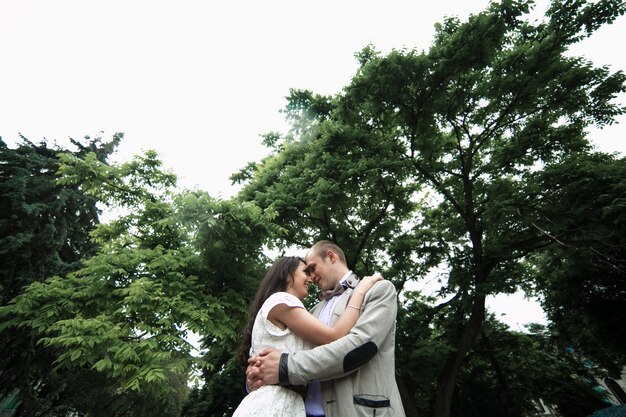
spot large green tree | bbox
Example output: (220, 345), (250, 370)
(234, 95), (419, 276)
(231, 1), (626, 416)
(333, 2), (624, 415)
(524, 152), (626, 376)
(178, 193), (276, 417)
(2, 146), (279, 416)
(451, 320), (609, 417)
(0, 135), (120, 416)
(0, 135), (119, 304)
(1, 149), (220, 416)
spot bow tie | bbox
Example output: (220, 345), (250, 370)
(320, 282), (348, 301)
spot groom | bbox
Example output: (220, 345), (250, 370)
(247, 240), (406, 417)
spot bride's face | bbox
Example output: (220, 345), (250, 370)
(286, 261), (313, 300)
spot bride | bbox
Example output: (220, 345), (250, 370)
(233, 256), (381, 417)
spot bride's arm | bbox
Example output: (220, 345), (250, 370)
(268, 276), (382, 346)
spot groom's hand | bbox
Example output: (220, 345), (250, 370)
(247, 348), (281, 389)
(245, 358), (261, 392)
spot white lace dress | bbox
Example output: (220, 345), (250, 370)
(233, 292), (308, 417)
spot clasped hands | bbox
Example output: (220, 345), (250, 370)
(246, 348), (282, 391)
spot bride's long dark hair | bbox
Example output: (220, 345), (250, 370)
(236, 256), (304, 368)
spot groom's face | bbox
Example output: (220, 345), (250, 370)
(304, 250), (338, 291)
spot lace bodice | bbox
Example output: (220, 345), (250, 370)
(249, 291), (308, 357)
(233, 292), (308, 417)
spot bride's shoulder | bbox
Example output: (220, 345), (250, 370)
(262, 292), (304, 311)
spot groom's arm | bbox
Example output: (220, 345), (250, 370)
(282, 280), (397, 385)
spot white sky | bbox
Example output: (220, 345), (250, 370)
(2, 0), (624, 329)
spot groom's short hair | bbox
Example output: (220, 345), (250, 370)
(311, 240), (347, 266)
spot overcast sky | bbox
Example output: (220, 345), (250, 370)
(2, 0), (624, 328)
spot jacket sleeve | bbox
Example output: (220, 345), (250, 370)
(283, 280), (398, 385)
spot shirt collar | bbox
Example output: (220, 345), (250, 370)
(339, 270), (358, 289)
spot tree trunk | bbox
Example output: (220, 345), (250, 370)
(483, 332), (515, 417)
(432, 294), (486, 417)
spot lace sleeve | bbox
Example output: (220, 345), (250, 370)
(260, 292), (304, 320)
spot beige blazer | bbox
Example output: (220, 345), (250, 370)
(285, 275), (406, 417)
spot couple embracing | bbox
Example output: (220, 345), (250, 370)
(233, 240), (405, 417)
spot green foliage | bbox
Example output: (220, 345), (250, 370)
(2, 146), (243, 417)
(2, 137), (277, 415)
(56, 148), (177, 210)
(222, 1), (626, 416)
(452, 320), (610, 417)
(523, 153), (626, 376)
(175, 192), (277, 416)
(181, 345), (246, 417)
(2, 150), (226, 391)
(41, 367), (189, 417)
(4, 2), (626, 417)
(334, 2), (624, 415)
(0, 136), (114, 303)
(395, 292), (453, 413)
(0, 134), (119, 415)
(236, 97), (419, 277)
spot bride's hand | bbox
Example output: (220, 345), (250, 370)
(359, 274), (384, 292)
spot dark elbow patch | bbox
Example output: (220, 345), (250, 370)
(343, 341), (378, 372)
